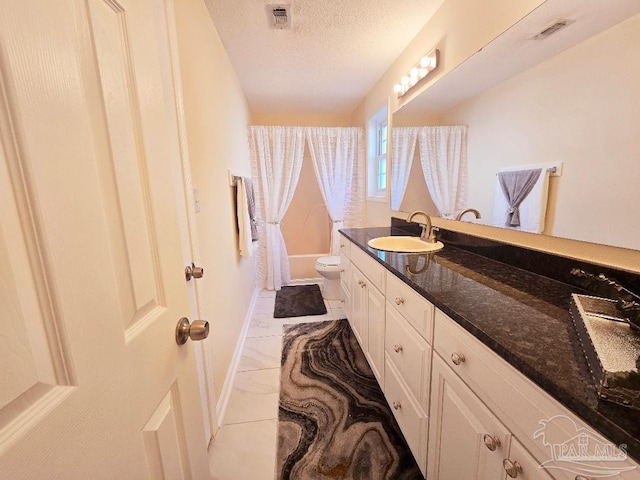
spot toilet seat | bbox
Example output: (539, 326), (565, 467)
(315, 256), (341, 268)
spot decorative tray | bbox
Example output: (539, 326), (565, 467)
(570, 294), (640, 410)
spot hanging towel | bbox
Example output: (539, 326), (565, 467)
(244, 177), (259, 242)
(237, 176), (257, 257)
(492, 168), (550, 233)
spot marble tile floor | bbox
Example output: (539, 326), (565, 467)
(208, 284), (346, 480)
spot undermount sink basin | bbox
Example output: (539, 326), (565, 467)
(367, 236), (444, 253)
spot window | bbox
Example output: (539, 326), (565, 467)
(368, 108), (388, 200)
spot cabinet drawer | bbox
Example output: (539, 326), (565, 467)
(386, 271), (434, 343)
(350, 246), (385, 292)
(385, 303), (430, 411)
(433, 309), (637, 473)
(384, 359), (428, 476)
(338, 235), (351, 258)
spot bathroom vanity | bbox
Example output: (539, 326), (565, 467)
(339, 226), (640, 479)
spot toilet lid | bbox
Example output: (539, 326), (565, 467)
(316, 256), (341, 267)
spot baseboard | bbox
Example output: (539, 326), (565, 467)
(287, 277), (322, 285)
(215, 284), (260, 426)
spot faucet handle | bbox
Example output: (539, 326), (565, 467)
(429, 226), (440, 243)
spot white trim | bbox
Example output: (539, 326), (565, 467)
(367, 106), (389, 201)
(215, 285), (260, 426)
(287, 278), (323, 285)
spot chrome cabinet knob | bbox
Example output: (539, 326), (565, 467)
(393, 344), (403, 353)
(394, 297), (404, 305)
(451, 352), (466, 365)
(185, 263), (204, 281)
(483, 434), (501, 451)
(503, 459), (523, 478)
(392, 401), (401, 410)
(175, 317), (209, 345)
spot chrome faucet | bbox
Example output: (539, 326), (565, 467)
(407, 211), (438, 243)
(455, 208), (481, 221)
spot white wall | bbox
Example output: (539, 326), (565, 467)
(174, 0), (256, 401)
(441, 12), (640, 251)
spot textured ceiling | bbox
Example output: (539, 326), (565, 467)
(204, 0), (444, 115)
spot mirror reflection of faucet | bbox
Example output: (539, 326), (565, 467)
(407, 211), (439, 243)
(405, 253), (432, 276)
(455, 208), (482, 222)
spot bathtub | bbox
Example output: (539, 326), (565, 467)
(288, 253), (327, 281)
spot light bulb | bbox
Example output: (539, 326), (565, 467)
(400, 76), (410, 85)
(410, 67), (419, 79)
(393, 84), (402, 93)
(419, 68), (428, 78)
(420, 56), (431, 68)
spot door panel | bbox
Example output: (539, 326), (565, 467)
(0, 0), (209, 477)
(87, 0), (165, 336)
(0, 44), (73, 443)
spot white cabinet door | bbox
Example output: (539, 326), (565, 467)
(366, 283), (385, 383)
(0, 1), (209, 478)
(428, 355), (511, 480)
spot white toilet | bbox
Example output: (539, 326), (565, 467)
(315, 255), (342, 300)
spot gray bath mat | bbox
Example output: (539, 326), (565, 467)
(274, 284), (328, 318)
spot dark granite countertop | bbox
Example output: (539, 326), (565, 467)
(340, 226), (640, 462)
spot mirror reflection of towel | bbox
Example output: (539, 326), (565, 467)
(498, 168), (541, 226)
(492, 168), (550, 233)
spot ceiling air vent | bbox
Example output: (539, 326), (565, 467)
(534, 19), (574, 40)
(267, 4), (291, 29)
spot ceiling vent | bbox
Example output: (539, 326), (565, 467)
(534, 19), (574, 39)
(267, 4), (291, 29)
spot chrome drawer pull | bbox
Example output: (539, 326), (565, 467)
(393, 344), (403, 353)
(503, 459), (523, 478)
(451, 352), (466, 365)
(483, 434), (501, 451)
(394, 296), (404, 305)
(392, 401), (401, 410)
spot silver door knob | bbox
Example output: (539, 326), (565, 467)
(175, 317), (209, 345)
(503, 459), (523, 478)
(185, 263), (204, 281)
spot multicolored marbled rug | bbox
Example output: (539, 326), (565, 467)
(277, 320), (423, 480)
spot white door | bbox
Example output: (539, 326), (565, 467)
(0, 0), (210, 478)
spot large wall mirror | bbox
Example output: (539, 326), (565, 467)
(391, 0), (640, 251)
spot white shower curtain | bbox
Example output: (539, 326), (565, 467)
(306, 127), (362, 255)
(418, 126), (468, 218)
(390, 127), (419, 211)
(249, 126), (305, 290)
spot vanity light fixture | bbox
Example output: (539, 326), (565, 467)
(393, 47), (439, 98)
